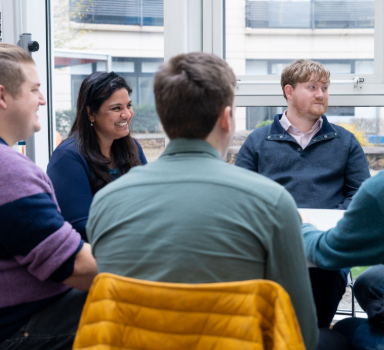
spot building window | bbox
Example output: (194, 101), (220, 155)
(70, 0), (164, 26)
(246, 0), (375, 29)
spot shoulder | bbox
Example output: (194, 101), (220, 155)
(330, 123), (355, 138)
(53, 136), (81, 156)
(323, 118), (362, 149)
(219, 161), (289, 206)
(0, 145), (54, 205)
(360, 171), (384, 197)
(132, 137), (144, 153)
(246, 125), (270, 140)
(48, 136), (88, 172)
(132, 137), (147, 164)
(96, 157), (288, 210)
(324, 118), (357, 141)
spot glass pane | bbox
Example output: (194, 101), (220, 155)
(52, 0), (165, 162)
(337, 266), (370, 314)
(226, 0), (375, 76)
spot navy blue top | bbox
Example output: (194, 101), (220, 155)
(47, 136), (147, 241)
(235, 114), (371, 209)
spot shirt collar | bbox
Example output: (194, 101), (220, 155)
(161, 138), (223, 160)
(280, 110), (323, 134)
(0, 137), (8, 146)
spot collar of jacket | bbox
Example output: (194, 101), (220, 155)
(161, 138), (222, 160)
(266, 114), (340, 146)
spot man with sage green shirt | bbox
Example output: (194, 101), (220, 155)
(86, 52), (318, 350)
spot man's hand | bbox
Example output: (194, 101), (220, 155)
(299, 212), (317, 227)
(63, 243), (97, 291)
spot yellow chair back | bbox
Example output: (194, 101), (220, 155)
(73, 273), (305, 350)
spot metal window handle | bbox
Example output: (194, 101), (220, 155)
(28, 41), (39, 52)
(17, 33), (39, 56)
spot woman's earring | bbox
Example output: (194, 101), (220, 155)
(90, 121), (93, 127)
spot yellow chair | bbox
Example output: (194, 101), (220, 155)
(73, 273), (305, 350)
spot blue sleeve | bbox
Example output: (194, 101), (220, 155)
(47, 146), (93, 242)
(0, 192), (82, 282)
(337, 135), (371, 209)
(235, 133), (258, 172)
(134, 139), (148, 165)
(303, 174), (384, 268)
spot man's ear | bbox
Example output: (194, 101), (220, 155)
(219, 106), (232, 134)
(284, 85), (294, 100)
(0, 85), (8, 110)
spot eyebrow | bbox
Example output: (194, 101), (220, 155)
(306, 80), (329, 85)
(110, 101), (132, 107)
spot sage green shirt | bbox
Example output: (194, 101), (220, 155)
(87, 138), (318, 350)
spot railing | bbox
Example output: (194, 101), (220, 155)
(246, 0), (375, 29)
(70, 0), (164, 26)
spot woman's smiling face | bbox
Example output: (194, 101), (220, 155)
(89, 88), (134, 145)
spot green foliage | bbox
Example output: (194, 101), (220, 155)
(351, 266), (370, 280)
(56, 108), (77, 139)
(255, 119), (273, 129)
(53, 0), (93, 49)
(130, 104), (161, 133)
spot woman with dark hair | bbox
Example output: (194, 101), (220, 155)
(47, 71), (147, 241)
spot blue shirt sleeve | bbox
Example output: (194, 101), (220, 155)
(47, 145), (92, 242)
(303, 171), (384, 268)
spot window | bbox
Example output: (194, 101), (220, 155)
(246, 59), (374, 75)
(53, 0), (165, 161)
(246, 0), (375, 29)
(224, 0), (384, 149)
(70, 0), (164, 26)
(226, 0), (384, 106)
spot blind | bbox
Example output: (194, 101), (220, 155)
(70, 0), (163, 24)
(246, 0), (374, 29)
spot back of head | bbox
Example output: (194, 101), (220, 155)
(281, 59), (330, 99)
(154, 52), (236, 140)
(0, 43), (35, 97)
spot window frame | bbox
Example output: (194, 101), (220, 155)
(222, 0), (384, 107)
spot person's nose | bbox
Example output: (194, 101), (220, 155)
(122, 107), (134, 119)
(39, 90), (47, 106)
(314, 87), (324, 100)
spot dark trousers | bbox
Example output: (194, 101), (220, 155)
(316, 328), (350, 350)
(0, 289), (87, 350)
(333, 317), (384, 350)
(309, 267), (349, 328)
(354, 264), (384, 311)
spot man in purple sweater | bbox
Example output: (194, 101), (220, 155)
(0, 44), (97, 349)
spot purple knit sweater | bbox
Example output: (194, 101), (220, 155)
(0, 137), (83, 341)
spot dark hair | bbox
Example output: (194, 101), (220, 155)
(154, 52), (236, 140)
(69, 71), (141, 194)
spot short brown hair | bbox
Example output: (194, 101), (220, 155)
(154, 52), (236, 139)
(0, 43), (35, 97)
(281, 59), (330, 99)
